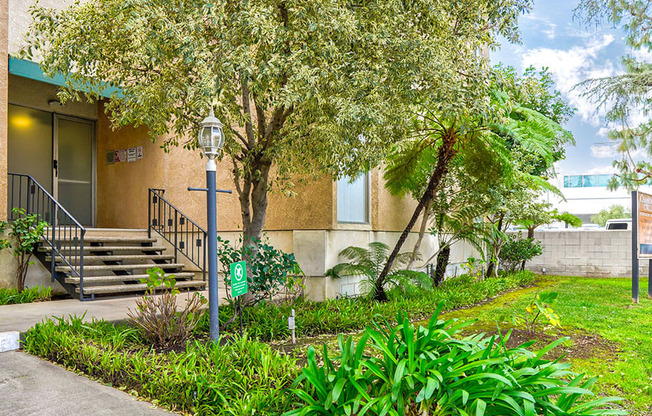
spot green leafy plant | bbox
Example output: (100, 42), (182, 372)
(326, 242), (430, 301)
(286, 311), (624, 416)
(513, 291), (562, 334)
(0, 208), (48, 291)
(24, 316), (299, 416)
(217, 236), (304, 306)
(499, 234), (543, 272)
(0, 285), (51, 305)
(127, 267), (206, 351)
(460, 256), (485, 281)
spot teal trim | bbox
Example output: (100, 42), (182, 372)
(8, 56), (121, 98)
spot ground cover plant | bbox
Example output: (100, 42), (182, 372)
(442, 276), (652, 415)
(24, 316), (299, 416)
(0, 285), (51, 305)
(287, 312), (624, 416)
(24, 271), (537, 415)
(201, 271), (536, 342)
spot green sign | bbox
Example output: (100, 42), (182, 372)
(230, 261), (248, 298)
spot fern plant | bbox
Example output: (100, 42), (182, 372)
(326, 242), (429, 301)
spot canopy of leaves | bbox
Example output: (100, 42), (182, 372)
(23, 0), (533, 182)
(576, 1), (652, 188)
(590, 204), (631, 226)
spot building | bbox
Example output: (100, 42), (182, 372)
(0, 0), (476, 300)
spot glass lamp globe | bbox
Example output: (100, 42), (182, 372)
(198, 110), (225, 159)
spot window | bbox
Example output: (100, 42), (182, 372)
(564, 175), (582, 188)
(597, 174), (612, 187)
(582, 175), (597, 187)
(337, 173), (369, 223)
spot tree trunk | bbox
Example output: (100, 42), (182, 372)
(375, 127), (459, 300)
(520, 226), (535, 271)
(406, 199), (433, 270)
(433, 245), (450, 286)
(486, 214), (504, 278)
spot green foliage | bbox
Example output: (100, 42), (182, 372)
(22, 0), (532, 243)
(512, 291), (562, 334)
(499, 235), (543, 272)
(590, 205), (631, 226)
(286, 312), (623, 416)
(24, 316), (299, 415)
(0, 285), (51, 305)
(127, 267), (206, 351)
(326, 242), (430, 301)
(460, 257), (486, 281)
(198, 271), (536, 342)
(575, 1), (652, 189)
(216, 236), (304, 306)
(0, 208), (48, 291)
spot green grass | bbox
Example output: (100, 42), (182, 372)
(0, 285), (51, 305)
(443, 276), (652, 415)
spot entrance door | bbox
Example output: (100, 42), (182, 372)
(54, 116), (95, 227)
(7, 105), (95, 227)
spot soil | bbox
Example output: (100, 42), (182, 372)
(483, 328), (620, 361)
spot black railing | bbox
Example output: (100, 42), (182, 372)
(7, 173), (88, 300)
(148, 188), (207, 281)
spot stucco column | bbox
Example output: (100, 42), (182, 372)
(0, 0), (7, 221)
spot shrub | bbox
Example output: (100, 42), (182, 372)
(198, 270), (536, 342)
(217, 236), (304, 306)
(0, 285), (51, 305)
(286, 311), (624, 416)
(514, 291), (562, 333)
(500, 234), (543, 272)
(127, 267), (206, 351)
(23, 316), (299, 416)
(0, 208), (48, 291)
(326, 242), (430, 301)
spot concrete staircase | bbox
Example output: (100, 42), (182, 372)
(36, 229), (206, 300)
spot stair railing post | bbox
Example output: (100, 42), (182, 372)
(79, 228), (85, 300)
(148, 189), (152, 239)
(26, 176), (31, 215)
(174, 210), (178, 263)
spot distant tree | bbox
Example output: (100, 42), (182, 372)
(590, 205), (631, 226)
(575, 1), (652, 188)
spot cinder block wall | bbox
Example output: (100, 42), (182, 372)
(524, 230), (646, 278)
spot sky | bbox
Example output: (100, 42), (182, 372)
(491, 0), (640, 177)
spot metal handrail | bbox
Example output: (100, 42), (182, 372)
(7, 173), (87, 300)
(148, 188), (207, 281)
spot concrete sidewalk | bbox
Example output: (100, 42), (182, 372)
(0, 351), (176, 415)
(0, 290), (209, 333)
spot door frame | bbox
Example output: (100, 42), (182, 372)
(52, 114), (97, 228)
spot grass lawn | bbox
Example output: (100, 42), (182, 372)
(442, 276), (652, 415)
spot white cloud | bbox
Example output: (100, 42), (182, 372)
(521, 35), (618, 125)
(585, 165), (618, 175)
(590, 144), (618, 158)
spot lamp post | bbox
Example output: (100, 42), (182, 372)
(198, 109), (225, 343)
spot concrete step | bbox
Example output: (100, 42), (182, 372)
(77, 280), (206, 295)
(42, 236), (157, 245)
(46, 254), (175, 263)
(65, 272), (196, 285)
(39, 246), (167, 253)
(56, 263), (185, 273)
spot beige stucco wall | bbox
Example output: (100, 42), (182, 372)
(0, 0), (8, 221)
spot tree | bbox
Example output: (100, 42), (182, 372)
(590, 205), (631, 226)
(575, 1), (652, 188)
(22, 0), (531, 245)
(381, 65), (573, 292)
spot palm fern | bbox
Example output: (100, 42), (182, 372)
(327, 242), (430, 301)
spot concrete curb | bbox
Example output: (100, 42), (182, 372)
(0, 331), (21, 352)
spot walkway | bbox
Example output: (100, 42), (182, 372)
(0, 351), (175, 415)
(0, 290), (208, 333)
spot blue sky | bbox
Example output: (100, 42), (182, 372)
(491, 0), (643, 177)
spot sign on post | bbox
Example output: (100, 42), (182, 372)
(637, 191), (652, 258)
(230, 261), (248, 298)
